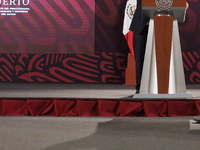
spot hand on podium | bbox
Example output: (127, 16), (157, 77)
(186, 2), (189, 9)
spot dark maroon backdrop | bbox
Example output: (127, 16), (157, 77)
(0, 0), (95, 54)
(0, 0), (200, 84)
(179, 0), (200, 84)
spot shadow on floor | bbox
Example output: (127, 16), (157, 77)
(43, 117), (200, 150)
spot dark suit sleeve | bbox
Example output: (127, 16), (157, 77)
(129, 0), (148, 33)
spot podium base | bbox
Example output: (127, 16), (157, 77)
(133, 93), (193, 99)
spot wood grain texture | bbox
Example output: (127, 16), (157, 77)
(142, 0), (186, 7)
(154, 16), (173, 93)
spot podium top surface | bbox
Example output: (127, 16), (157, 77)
(142, 0), (186, 22)
(142, 0), (186, 7)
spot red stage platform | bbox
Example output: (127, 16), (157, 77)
(0, 83), (199, 117)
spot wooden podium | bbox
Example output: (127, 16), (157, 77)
(133, 0), (192, 98)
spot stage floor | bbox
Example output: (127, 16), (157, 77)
(0, 83), (199, 99)
(0, 116), (200, 150)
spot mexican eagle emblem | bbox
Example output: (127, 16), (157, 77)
(155, 0), (173, 10)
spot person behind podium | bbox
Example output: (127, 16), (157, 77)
(129, 0), (149, 93)
(129, 0), (189, 94)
